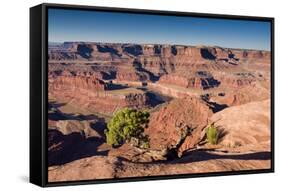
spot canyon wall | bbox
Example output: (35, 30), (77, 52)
(48, 74), (149, 114)
(48, 42), (271, 109)
(49, 42), (270, 78)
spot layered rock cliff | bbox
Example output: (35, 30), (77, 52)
(48, 73), (149, 114)
(49, 42), (270, 79)
(47, 42), (271, 183)
(159, 71), (220, 89)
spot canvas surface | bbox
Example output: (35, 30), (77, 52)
(46, 7), (272, 183)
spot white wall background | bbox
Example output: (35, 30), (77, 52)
(0, 0), (279, 190)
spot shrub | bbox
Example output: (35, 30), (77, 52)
(205, 123), (219, 145)
(105, 108), (150, 148)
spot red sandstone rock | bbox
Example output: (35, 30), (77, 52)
(210, 99), (270, 147)
(159, 71), (220, 89)
(48, 42), (270, 84)
(47, 42), (271, 182)
(48, 129), (85, 166)
(50, 75), (107, 91)
(210, 82), (270, 106)
(214, 73), (255, 88)
(49, 120), (103, 138)
(48, 156), (119, 182)
(146, 96), (213, 156)
(48, 74), (149, 114)
(116, 68), (149, 81)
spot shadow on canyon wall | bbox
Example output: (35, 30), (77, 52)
(48, 129), (109, 166)
(48, 101), (109, 166)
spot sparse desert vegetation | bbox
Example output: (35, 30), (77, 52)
(205, 123), (220, 145)
(105, 108), (150, 148)
(48, 42), (271, 182)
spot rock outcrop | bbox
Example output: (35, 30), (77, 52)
(48, 73), (150, 114)
(48, 129), (86, 166)
(213, 72), (259, 88)
(49, 119), (103, 138)
(49, 147), (270, 182)
(115, 68), (149, 81)
(146, 96), (213, 157)
(210, 82), (270, 106)
(48, 156), (119, 182)
(49, 42), (271, 81)
(47, 41), (271, 182)
(159, 71), (220, 89)
(49, 74), (107, 91)
(210, 99), (271, 147)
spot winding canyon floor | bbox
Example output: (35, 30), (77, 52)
(47, 42), (272, 182)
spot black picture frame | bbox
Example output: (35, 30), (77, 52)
(30, 3), (275, 187)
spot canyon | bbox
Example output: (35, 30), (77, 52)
(48, 42), (271, 182)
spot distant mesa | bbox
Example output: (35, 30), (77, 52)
(48, 41), (270, 114)
(47, 41), (271, 182)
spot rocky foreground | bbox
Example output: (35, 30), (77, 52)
(48, 42), (271, 182)
(48, 99), (271, 182)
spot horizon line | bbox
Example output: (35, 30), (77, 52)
(48, 41), (270, 52)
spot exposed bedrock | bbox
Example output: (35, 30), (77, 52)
(49, 74), (107, 91)
(48, 129), (86, 166)
(210, 99), (270, 148)
(231, 49), (271, 63)
(48, 74), (150, 114)
(65, 43), (268, 63)
(216, 75), (254, 88)
(115, 68), (150, 81)
(48, 118), (105, 139)
(145, 96), (213, 158)
(48, 42), (270, 79)
(159, 71), (220, 89)
(210, 83), (270, 106)
(47, 42), (272, 180)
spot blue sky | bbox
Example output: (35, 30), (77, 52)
(48, 8), (271, 50)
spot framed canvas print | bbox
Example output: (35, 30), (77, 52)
(30, 3), (274, 187)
